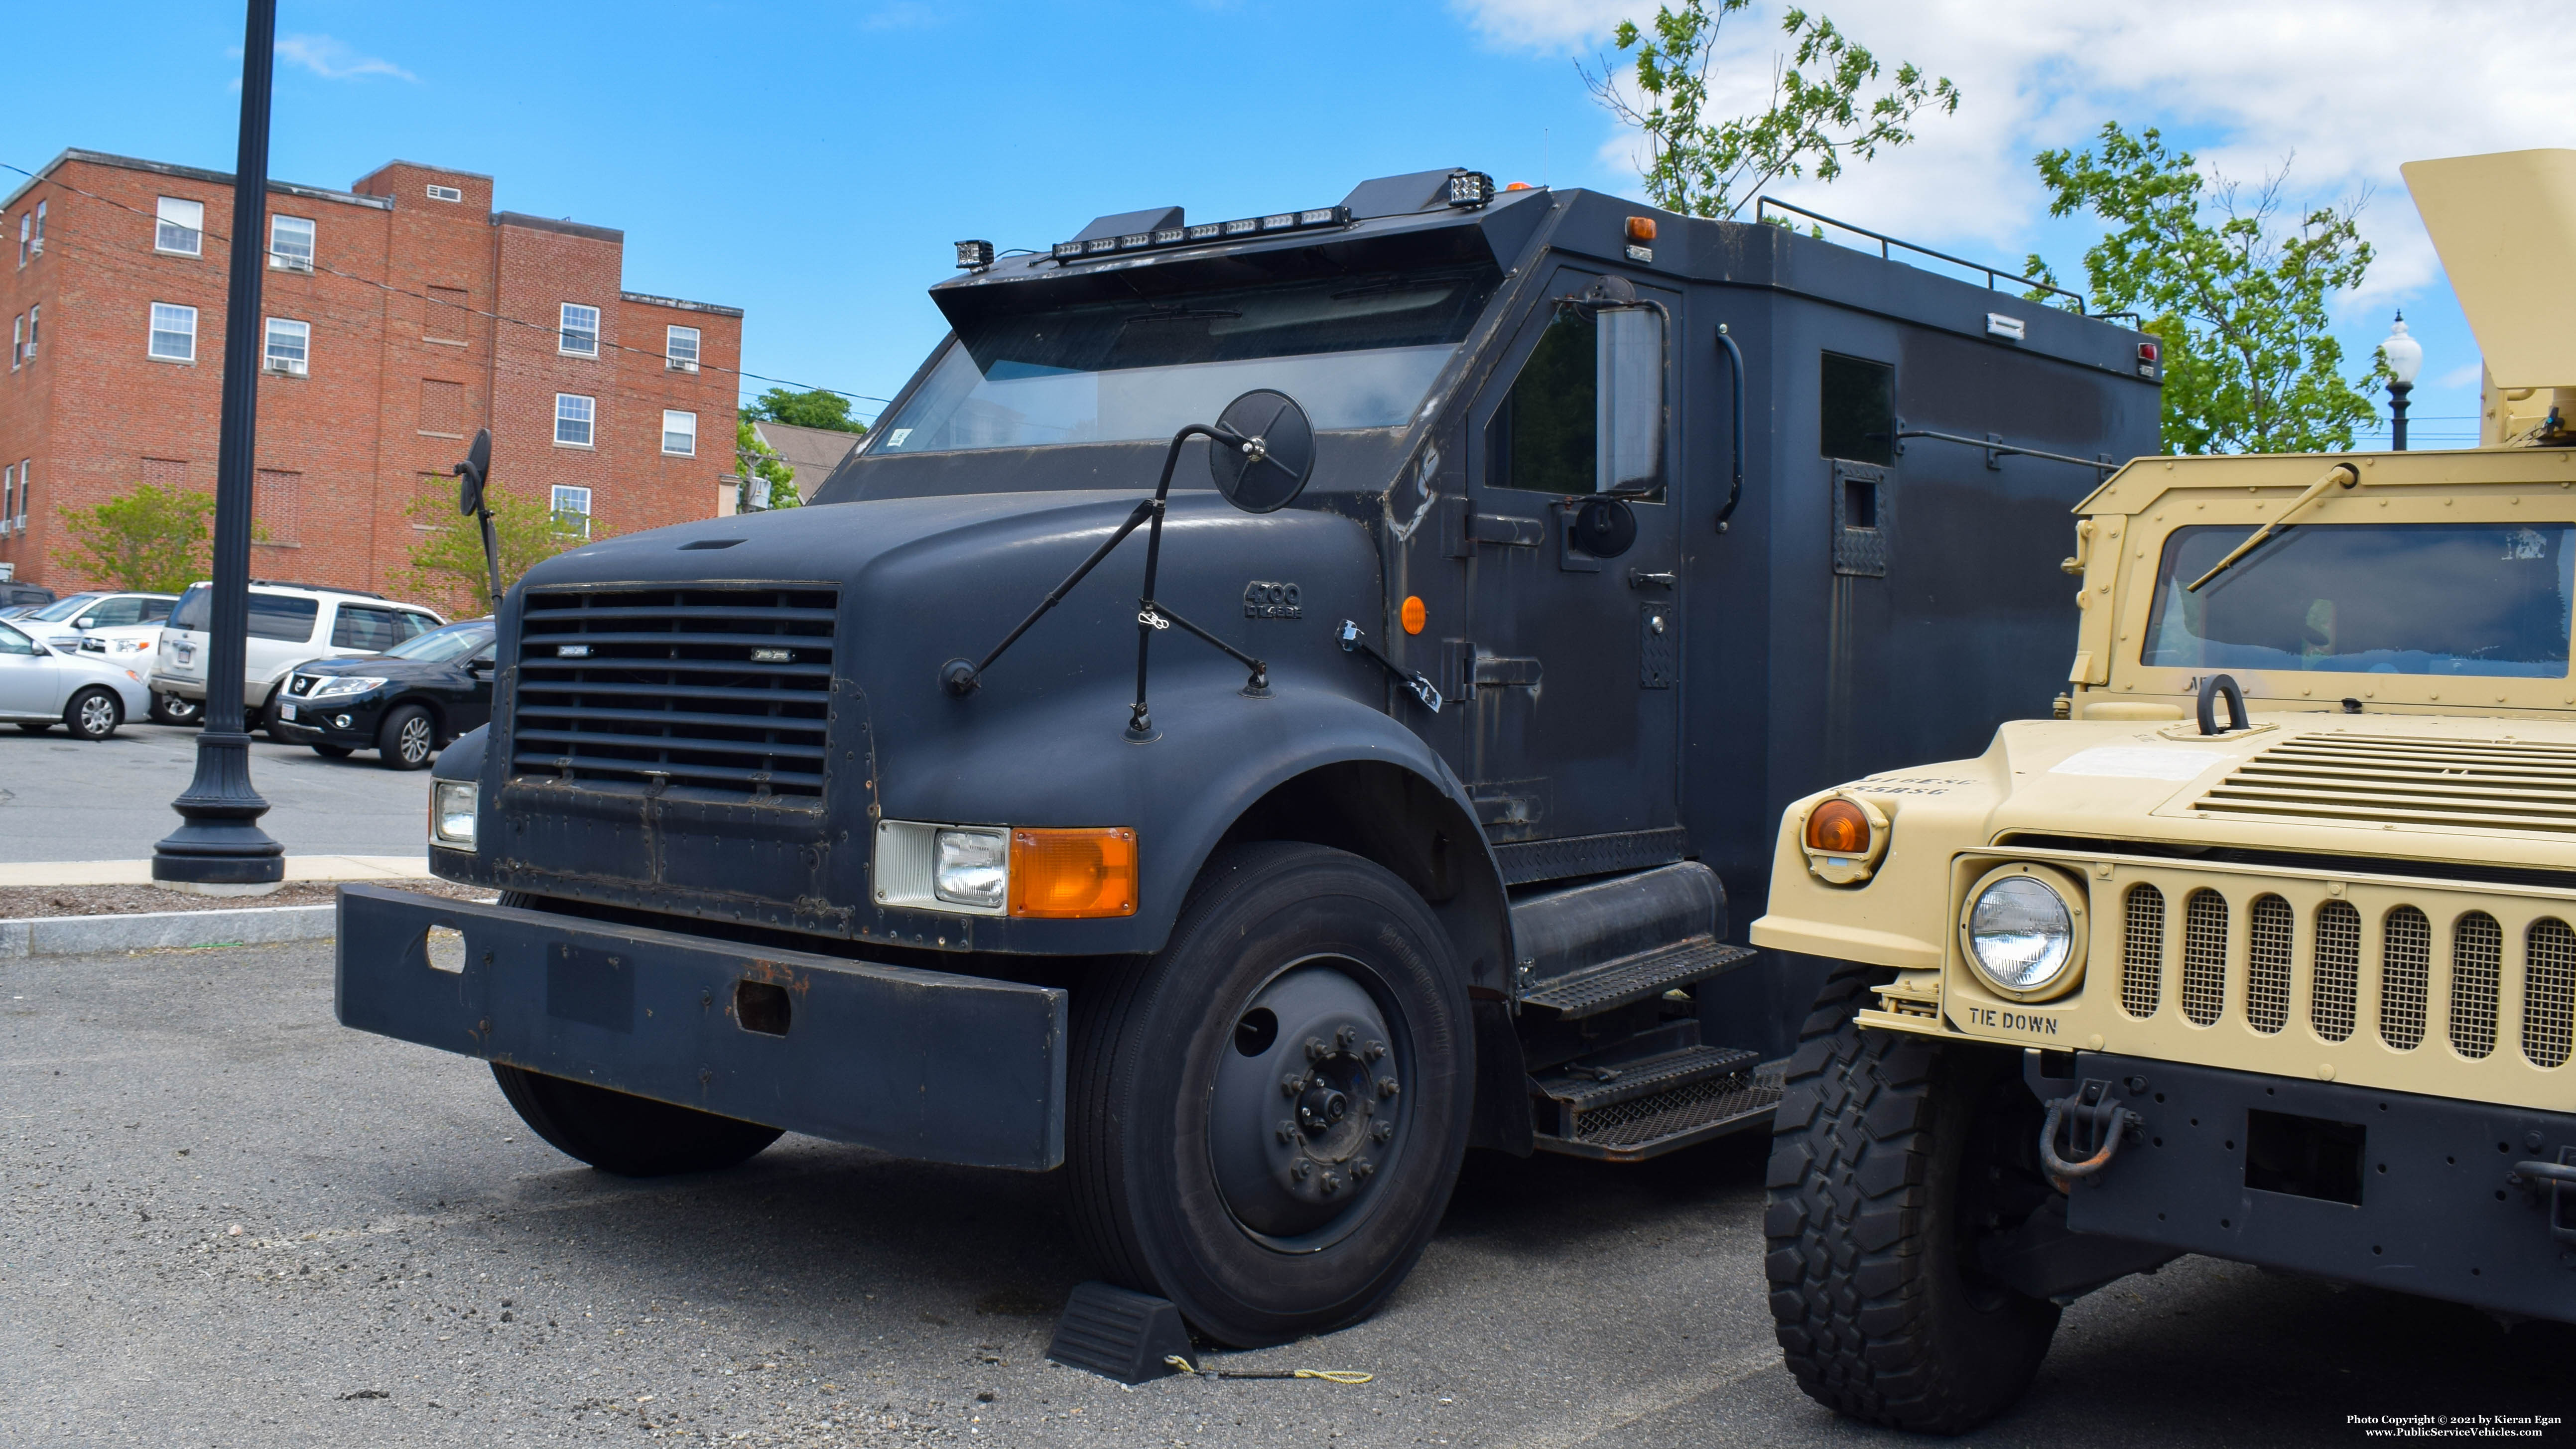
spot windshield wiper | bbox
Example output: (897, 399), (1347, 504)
(2186, 462), (2361, 594)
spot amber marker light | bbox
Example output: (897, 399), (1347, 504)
(1804, 798), (1870, 854)
(1009, 827), (1139, 918)
(1401, 595), (1427, 635)
(1626, 216), (1658, 242)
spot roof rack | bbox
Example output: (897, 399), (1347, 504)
(247, 579), (387, 598)
(1755, 197), (2092, 316)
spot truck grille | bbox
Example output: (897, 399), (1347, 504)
(2193, 733), (2576, 835)
(512, 587), (837, 799)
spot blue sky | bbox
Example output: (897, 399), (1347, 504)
(7, 0), (2563, 447)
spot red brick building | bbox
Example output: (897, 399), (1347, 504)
(0, 150), (743, 607)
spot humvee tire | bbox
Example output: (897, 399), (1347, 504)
(1064, 841), (1473, 1348)
(492, 1063), (784, 1177)
(1764, 961), (2060, 1433)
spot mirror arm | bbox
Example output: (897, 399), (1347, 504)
(1138, 598), (1269, 696)
(1712, 324), (1746, 534)
(943, 497), (1158, 696)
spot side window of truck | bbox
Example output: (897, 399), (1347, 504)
(1488, 299), (1667, 497)
(333, 605), (405, 652)
(247, 593), (320, 643)
(1819, 353), (1895, 465)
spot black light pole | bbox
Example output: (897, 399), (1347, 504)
(2389, 379), (2413, 452)
(153, 0), (284, 895)
(2380, 310), (2423, 454)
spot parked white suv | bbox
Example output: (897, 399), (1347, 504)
(22, 591), (180, 658)
(151, 581), (446, 730)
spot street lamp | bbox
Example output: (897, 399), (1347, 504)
(2381, 311), (2424, 451)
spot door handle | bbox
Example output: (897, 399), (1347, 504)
(1472, 654), (1543, 687)
(1464, 513), (1545, 547)
(1627, 570), (1676, 589)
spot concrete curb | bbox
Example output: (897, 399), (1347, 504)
(0, 905), (336, 960)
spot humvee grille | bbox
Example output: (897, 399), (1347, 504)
(2246, 895), (2293, 1034)
(2450, 912), (2503, 1059)
(2193, 733), (2576, 835)
(2120, 884), (2164, 1020)
(2381, 906), (2431, 1049)
(2182, 890), (2228, 1027)
(511, 587), (837, 799)
(2527, 919), (2576, 1068)
(2312, 899), (2360, 1042)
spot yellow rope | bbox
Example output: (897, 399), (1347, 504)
(1165, 1355), (1373, 1384)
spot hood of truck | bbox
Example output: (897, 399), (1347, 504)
(480, 489), (1385, 944)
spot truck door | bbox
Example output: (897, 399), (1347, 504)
(1454, 264), (1683, 869)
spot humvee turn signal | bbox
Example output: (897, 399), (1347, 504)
(1804, 798), (1870, 854)
(1010, 827), (1139, 918)
(1799, 793), (1888, 886)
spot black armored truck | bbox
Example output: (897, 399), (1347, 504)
(337, 167), (2159, 1346)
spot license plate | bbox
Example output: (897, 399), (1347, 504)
(176, 645), (194, 663)
(278, 703), (297, 721)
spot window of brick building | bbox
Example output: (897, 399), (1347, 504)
(31, 201), (41, 259)
(263, 318), (310, 375)
(559, 303), (599, 357)
(14, 212), (25, 267)
(155, 197), (204, 256)
(666, 325), (700, 372)
(425, 183), (463, 203)
(551, 485), (592, 537)
(23, 304), (34, 362)
(427, 285), (469, 343)
(661, 410), (696, 457)
(2, 464), (13, 535)
(269, 215), (315, 272)
(555, 393), (595, 447)
(10, 314), (19, 370)
(14, 460), (25, 528)
(419, 378), (466, 437)
(142, 458), (188, 492)
(148, 303), (197, 362)
(254, 468), (301, 546)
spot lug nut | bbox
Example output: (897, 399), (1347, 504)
(1363, 1040), (1386, 1062)
(1372, 1121), (1393, 1142)
(1335, 1026), (1358, 1050)
(1352, 1160), (1374, 1180)
(1281, 1074), (1304, 1096)
(1292, 1159), (1312, 1181)
(1304, 1037), (1328, 1062)
(1378, 1076), (1401, 1098)
(1320, 1172), (1340, 1195)
(1276, 1120), (1296, 1144)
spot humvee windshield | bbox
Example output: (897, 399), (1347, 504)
(2142, 521), (2576, 677)
(875, 267), (1499, 455)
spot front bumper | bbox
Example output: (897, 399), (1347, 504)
(334, 884), (1068, 1170)
(2062, 1053), (2576, 1321)
(271, 695), (382, 745)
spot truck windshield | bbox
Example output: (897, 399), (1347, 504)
(2143, 522), (2576, 678)
(873, 267), (1499, 455)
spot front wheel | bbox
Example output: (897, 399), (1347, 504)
(378, 703), (435, 770)
(64, 687), (122, 741)
(492, 1064), (783, 1177)
(1064, 842), (1474, 1347)
(1764, 963), (2061, 1433)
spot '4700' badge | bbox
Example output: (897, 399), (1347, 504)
(1243, 581), (1302, 620)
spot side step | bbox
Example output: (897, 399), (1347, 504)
(1530, 1047), (1783, 1162)
(1519, 937), (1756, 1017)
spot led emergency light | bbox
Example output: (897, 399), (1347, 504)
(954, 239), (995, 270)
(1448, 170), (1495, 208)
(1050, 206), (1352, 264)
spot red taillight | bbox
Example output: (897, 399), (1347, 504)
(2137, 341), (2160, 364)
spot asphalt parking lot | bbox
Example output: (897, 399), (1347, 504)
(5, 940), (2572, 1448)
(0, 719), (434, 863)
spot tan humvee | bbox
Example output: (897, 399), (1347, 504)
(1750, 149), (2576, 1434)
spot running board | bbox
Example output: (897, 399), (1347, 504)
(1519, 937), (1756, 1018)
(1530, 1048), (1783, 1162)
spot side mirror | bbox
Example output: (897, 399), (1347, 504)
(1598, 305), (1666, 496)
(456, 427), (493, 517)
(1207, 390), (1315, 514)
(73, 617), (95, 630)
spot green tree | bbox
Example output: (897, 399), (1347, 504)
(395, 485), (612, 616)
(51, 483), (215, 592)
(2026, 124), (2381, 455)
(1584, 0), (1959, 220)
(736, 420), (802, 510)
(741, 387), (867, 434)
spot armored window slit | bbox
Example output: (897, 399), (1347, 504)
(2312, 900), (2360, 1043)
(2120, 884), (2164, 1020)
(2181, 889), (2228, 1027)
(2525, 918), (2576, 1069)
(2246, 895), (2292, 1035)
(2381, 906), (2431, 1050)
(2449, 912), (2502, 1060)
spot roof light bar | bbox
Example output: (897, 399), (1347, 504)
(1050, 205), (1351, 264)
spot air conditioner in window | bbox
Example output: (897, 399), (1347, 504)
(269, 254), (313, 273)
(25, 239), (38, 258)
(667, 358), (698, 372)
(266, 357), (308, 376)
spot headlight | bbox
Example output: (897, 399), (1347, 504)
(431, 781), (478, 849)
(1959, 865), (2086, 1001)
(110, 638), (151, 654)
(310, 676), (387, 699)
(932, 827), (1009, 910)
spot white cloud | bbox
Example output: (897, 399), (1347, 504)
(274, 33), (415, 83)
(1452, 0), (2576, 299)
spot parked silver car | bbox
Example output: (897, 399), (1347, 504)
(0, 617), (153, 740)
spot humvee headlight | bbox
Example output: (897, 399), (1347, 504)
(1960, 865), (2087, 1001)
(1798, 792), (1888, 886)
(430, 781), (477, 850)
(933, 828), (1011, 910)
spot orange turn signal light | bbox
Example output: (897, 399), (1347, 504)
(1626, 216), (1658, 242)
(1009, 827), (1138, 918)
(1401, 595), (1427, 635)
(1804, 798), (1871, 855)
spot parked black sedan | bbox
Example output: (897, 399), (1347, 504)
(269, 618), (496, 769)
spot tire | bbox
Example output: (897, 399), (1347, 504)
(493, 1063), (784, 1177)
(64, 687), (122, 741)
(1064, 841), (1473, 1348)
(149, 692), (203, 727)
(310, 743), (354, 759)
(1764, 961), (2062, 1433)
(378, 703), (435, 770)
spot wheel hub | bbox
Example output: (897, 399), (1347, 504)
(1209, 962), (1404, 1241)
